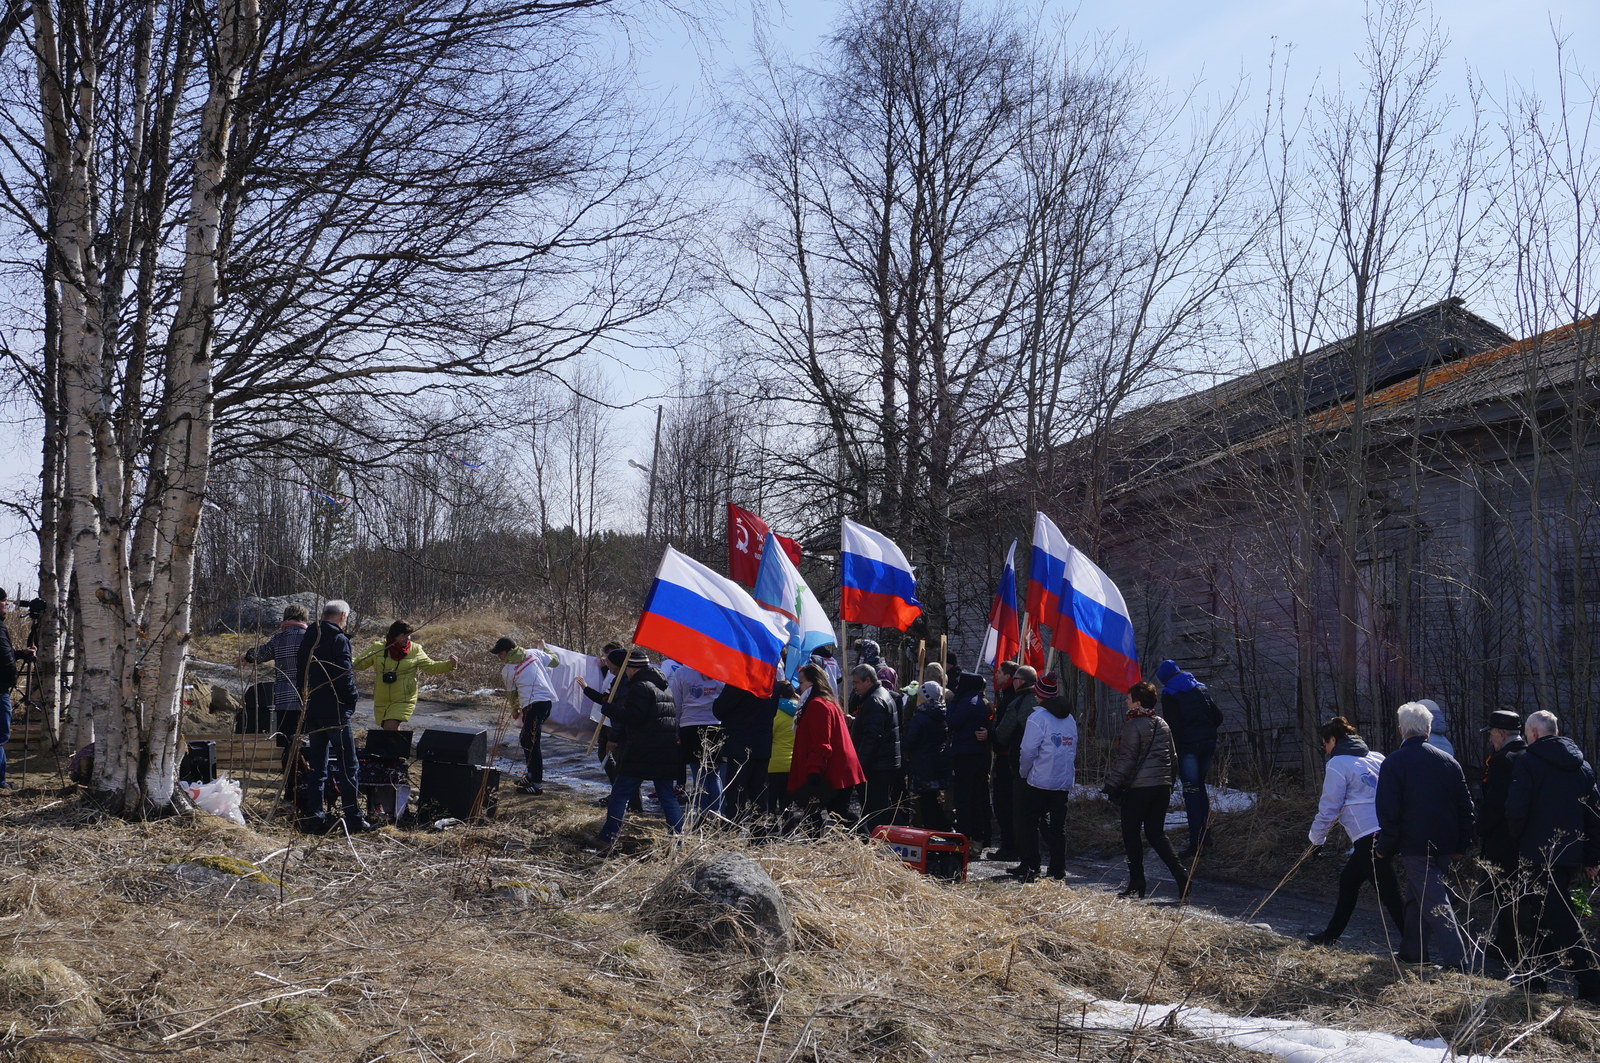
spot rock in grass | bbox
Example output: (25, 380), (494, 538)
(160, 854), (284, 897)
(642, 852), (792, 956)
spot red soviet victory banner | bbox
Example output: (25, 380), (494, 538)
(727, 503), (801, 587)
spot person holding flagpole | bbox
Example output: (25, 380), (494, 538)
(590, 650), (685, 852)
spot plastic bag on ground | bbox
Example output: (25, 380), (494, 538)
(183, 777), (246, 826)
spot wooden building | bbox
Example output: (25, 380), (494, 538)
(950, 300), (1600, 771)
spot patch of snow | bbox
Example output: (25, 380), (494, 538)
(470, 688), (501, 697)
(1080, 995), (1501, 1063)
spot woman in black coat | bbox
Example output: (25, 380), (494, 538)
(903, 681), (952, 830)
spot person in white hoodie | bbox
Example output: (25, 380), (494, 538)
(492, 637), (559, 794)
(1305, 716), (1406, 945)
(1012, 673), (1078, 883)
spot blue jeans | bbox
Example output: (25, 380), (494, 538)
(1177, 750), (1213, 849)
(0, 690), (11, 784)
(600, 775), (685, 842)
(300, 707), (362, 821)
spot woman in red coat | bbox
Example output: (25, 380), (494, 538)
(787, 662), (866, 833)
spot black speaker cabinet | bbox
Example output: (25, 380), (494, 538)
(418, 762), (499, 820)
(364, 729), (413, 759)
(179, 740), (217, 783)
(236, 681), (275, 733)
(416, 726), (487, 766)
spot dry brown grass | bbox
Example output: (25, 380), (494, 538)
(0, 777), (1594, 1062)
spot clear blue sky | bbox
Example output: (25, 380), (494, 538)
(2, 0), (1595, 591)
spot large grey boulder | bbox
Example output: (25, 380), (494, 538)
(211, 592), (333, 633)
(642, 851), (793, 956)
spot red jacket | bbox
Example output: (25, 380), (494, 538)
(789, 694), (866, 791)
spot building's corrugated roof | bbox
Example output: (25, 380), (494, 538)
(1094, 298), (1512, 492)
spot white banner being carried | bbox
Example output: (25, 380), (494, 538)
(544, 643), (606, 732)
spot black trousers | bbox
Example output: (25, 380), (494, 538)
(518, 701), (551, 785)
(859, 769), (902, 833)
(1019, 784), (1068, 875)
(1120, 785), (1187, 893)
(991, 751), (1019, 852)
(1321, 833), (1405, 939)
(722, 754), (769, 823)
(950, 751), (992, 847)
(1524, 865), (1600, 995)
(912, 788), (950, 831)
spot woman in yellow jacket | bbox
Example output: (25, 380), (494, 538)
(354, 621), (458, 729)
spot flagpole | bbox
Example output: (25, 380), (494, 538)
(1016, 611), (1029, 666)
(584, 644), (633, 757)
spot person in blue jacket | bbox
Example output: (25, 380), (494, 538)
(1156, 659), (1222, 855)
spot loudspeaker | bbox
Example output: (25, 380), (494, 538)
(418, 762), (499, 820)
(364, 729), (413, 759)
(179, 740), (217, 783)
(416, 727), (487, 766)
(236, 682), (275, 733)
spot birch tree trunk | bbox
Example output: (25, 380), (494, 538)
(130, 0), (257, 808)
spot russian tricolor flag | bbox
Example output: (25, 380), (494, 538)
(1053, 548), (1141, 693)
(633, 546), (790, 696)
(979, 539), (1020, 671)
(840, 519), (921, 630)
(1026, 512), (1072, 636)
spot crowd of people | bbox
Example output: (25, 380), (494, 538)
(246, 601), (1600, 1003)
(1304, 701), (1600, 1001)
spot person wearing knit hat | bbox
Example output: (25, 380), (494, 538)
(575, 643), (641, 814)
(1156, 659), (1223, 856)
(903, 681), (951, 829)
(1012, 672), (1077, 883)
(583, 649), (685, 852)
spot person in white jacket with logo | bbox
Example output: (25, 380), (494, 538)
(1305, 715), (1406, 945)
(492, 637), (559, 794)
(1012, 673), (1078, 883)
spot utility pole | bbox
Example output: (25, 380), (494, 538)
(645, 405), (662, 542)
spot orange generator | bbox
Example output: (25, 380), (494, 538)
(870, 825), (969, 882)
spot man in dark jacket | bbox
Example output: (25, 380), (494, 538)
(1374, 701), (1475, 966)
(1505, 710), (1600, 1000)
(596, 650), (684, 849)
(848, 664), (903, 832)
(989, 665), (1036, 860)
(1477, 707), (1525, 965)
(712, 683), (776, 824)
(945, 671), (993, 849)
(1156, 659), (1223, 854)
(294, 600), (370, 833)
